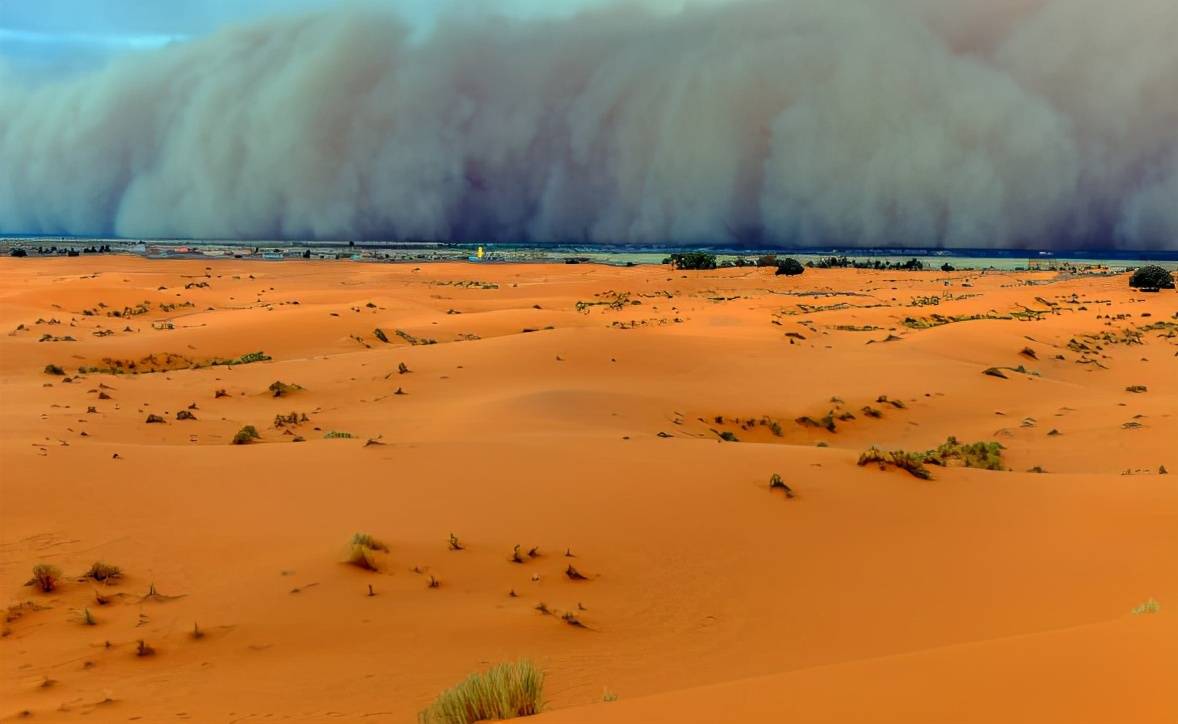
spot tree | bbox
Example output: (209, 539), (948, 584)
(1129, 265), (1175, 291)
(775, 258), (805, 276)
(667, 252), (717, 270)
(10, 248), (27, 257)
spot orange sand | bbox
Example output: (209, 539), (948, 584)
(1, 257), (1174, 722)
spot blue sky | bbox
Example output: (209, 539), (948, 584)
(0, 0), (653, 78)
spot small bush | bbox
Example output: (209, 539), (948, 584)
(927, 437), (1005, 470)
(268, 381), (302, 397)
(1132, 598), (1161, 615)
(775, 258), (805, 276)
(374, 328), (390, 344)
(323, 430), (353, 439)
(345, 532), (389, 571)
(232, 425), (260, 445)
(418, 660), (544, 724)
(666, 252), (717, 271)
(858, 448), (932, 480)
(1126, 385), (1148, 393)
(1128, 265), (1174, 291)
(44, 364), (65, 376)
(84, 561), (121, 582)
(31, 564), (62, 592)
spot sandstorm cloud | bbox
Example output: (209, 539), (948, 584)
(1, 0), (1175, 249)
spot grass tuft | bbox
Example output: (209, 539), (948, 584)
(345, 532), (389, 571)
(418, 659), (544, 724)
(30, 564), (62, 592)
(1132, 598), (1161, 615)
(232, 425), (261, 445)
(84, 561), (122, 582)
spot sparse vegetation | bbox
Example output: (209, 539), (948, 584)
(374, 328), (390, 343)
(666, 251), (717, 270)
(145, 413), (165, 424)
(84, 561), (121, 583)
(345, 532), (389, 571)
(775, 258), (805, 276)
(449, 533), (464, 551)
(323, 430), (354, 439)
(858, 437), (1005, 479)
(1126, 385), (1148, 393)
(1128, 265), (1174, 291)
(268, 380), (302, 397)
(232, 425), (261, 445)
(1131, 598), (1161, 615)
(44, 364), (65, 376)
(418, 660), (544, 724)
(30, 564), (62, 592)
(858, 448), (932, 480)
(769, 473), (794, 498)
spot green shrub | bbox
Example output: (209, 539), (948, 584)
(232, 425), (261, 445)
(666, 252), (717, 270)
(418, 660), (544, 724)
(30, 564), (62, 592)
(775, 258), (805, 276)
(857, 448), (932, 480)
(268, 381), (302, 397)
(1128, 265), (1174, 291)
(927, 437), (1005, 470)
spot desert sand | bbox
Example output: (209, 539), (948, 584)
(1, 256), (1174, 722)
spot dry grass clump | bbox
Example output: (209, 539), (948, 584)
(926, 437), (1005, 471)
(44, 364), (66, 376)
(345, 532), (389, 571)
(30, 564), (62, 592)
(795, 412), (836, 432)
(145, 414), (166, 424)
(857, 448), (933, 480)
(769, 473), (795, 498)
(1132, 598), (1161, 615)
(268, 381), (303, 397)
(83, 561), (121, 583)
(232, 425), (261, 445)
(859, 437), (1005, 479)
(418, 659), (544, 724)
(1126, 385), (1148, 393)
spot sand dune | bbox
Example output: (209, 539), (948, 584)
(1, 257), (1174, 721)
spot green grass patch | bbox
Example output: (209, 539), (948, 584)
(418, 659), (544, 724)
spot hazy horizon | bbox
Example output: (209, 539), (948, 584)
(2, 0), (1176, 250)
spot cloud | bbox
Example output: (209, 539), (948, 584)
(1, 0), (1175, 249)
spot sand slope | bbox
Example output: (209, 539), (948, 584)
(1, 258), (1174, 722)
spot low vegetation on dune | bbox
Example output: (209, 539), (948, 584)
(859, 437), (1005, 479)
(1128, 265), (1175, 291)
(345, 532), (389, 571)
(30, 564), (63, 592)
(83, 561), (122, 583)
(418, 659), (544, 724)
(665, 252), (716, 270)
(858, 448), (933, 480)
(232, 425), (261, 445)
(268, 380), (303, 397)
